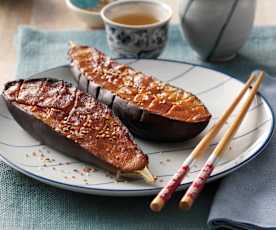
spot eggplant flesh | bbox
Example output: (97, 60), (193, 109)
(3, 79), (154, 182)
(78, 76), (208, 141)
(69, 44), (211, 141)
(5, 98), (116, 172)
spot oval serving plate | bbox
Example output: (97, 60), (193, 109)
(0, 59), (274, 196)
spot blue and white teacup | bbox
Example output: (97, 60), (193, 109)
(101, 0), (172, 58)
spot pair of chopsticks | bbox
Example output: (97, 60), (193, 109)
(150, 71), (264, 212)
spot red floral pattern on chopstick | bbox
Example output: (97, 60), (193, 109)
(184, 163), (214, 202)
(159, 165), (190, 202)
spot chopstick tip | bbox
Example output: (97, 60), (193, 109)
(179, 196), (193, 210)
(253, 70), (265, 80)
(150, 197), (164, 212)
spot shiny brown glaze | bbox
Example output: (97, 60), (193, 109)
(68, 44), (211, 123)
(3, 79), (148, 172)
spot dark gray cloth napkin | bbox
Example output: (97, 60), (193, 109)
(4, 25), (276, 229)
(208, 73), (276, 229)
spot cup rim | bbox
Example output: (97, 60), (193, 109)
(101, 0), (172, 29)
(65, 0), (101, 16)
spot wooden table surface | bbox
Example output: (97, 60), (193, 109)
(0, 0), (275, 90)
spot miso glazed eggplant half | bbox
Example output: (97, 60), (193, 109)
(68, 43), (211, 141)
(2, 78), (155, 183)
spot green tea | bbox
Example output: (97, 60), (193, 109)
(112, 14), (159, 25)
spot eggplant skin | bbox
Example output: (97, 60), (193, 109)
(118, 110), (208, 141)
(2, 78), (149, 174)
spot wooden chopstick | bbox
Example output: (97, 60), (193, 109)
(179, 71), (264, 210)
(150, 73), (257, 212)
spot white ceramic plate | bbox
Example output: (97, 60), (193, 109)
(0, 59), (274, 196)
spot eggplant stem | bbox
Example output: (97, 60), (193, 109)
(115, 170), (123, 182)
(121, 167), (155, 184)
(136, 167), (156, 184)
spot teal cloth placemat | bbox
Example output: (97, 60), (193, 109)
(16, 26), (276, 79)
(0, 25), (275, 230)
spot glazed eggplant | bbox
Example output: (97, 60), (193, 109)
(68, 43), (212, 141)
(2, 78), (155, 183)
